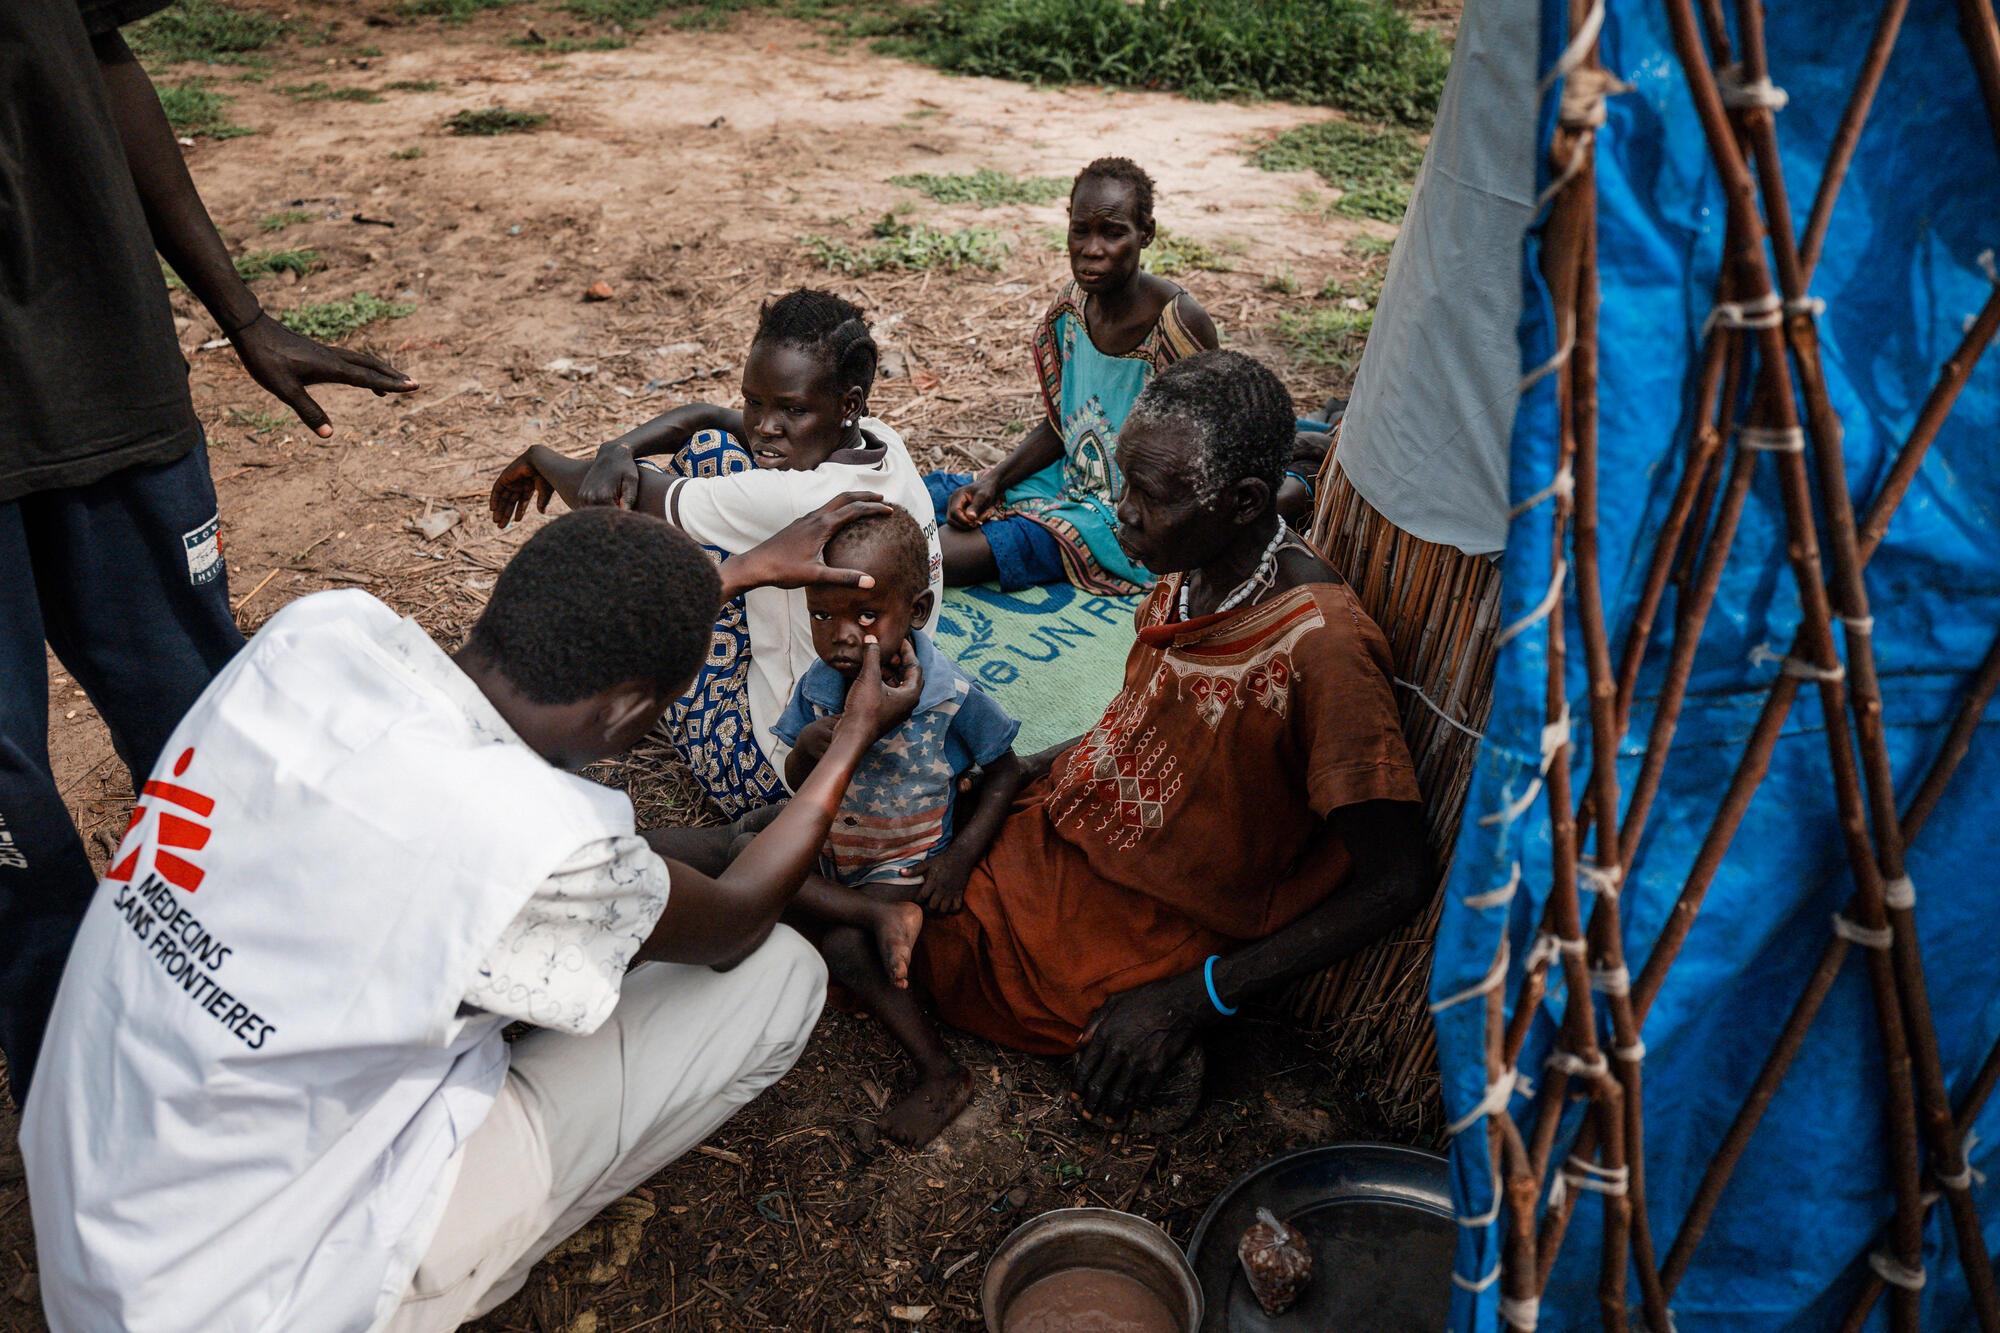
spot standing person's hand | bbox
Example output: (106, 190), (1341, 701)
(945, 472), (1002, 530)
(227, 313), (416, 438)
(577, 441), (640, 510)
(721, 492), (894, 594)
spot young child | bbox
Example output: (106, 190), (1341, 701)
(772, 509), (1025, 1144)
(489, 290), (943, 820)
(926, 157), (1220, 592)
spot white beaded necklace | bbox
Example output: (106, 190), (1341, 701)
(1178, 519), (1291, 621)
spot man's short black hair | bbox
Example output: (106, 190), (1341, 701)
(467, 509), (721, 705)
(1072, 157), (1156, 229)
(753, 288), (878, 402)
(1127, 349), (1295, 499)
(824, 509), (930, 603)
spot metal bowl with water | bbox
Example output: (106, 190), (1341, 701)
(982, 1207), (1204, 1333)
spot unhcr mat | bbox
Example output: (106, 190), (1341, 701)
(931, 583), (1140, 756)
(1426, 0), (2000, 1329)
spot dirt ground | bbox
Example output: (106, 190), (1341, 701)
(6, 4), (1413, 1328)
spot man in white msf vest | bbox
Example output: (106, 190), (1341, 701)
(22, 500), (918, 1332)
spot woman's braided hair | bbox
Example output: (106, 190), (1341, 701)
(1072, 156), (1156, 229)
(1127, 349), (1295, 501)
(753, 288), (879, 403)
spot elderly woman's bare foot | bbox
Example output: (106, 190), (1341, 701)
(881, 1066), (975, 1146)
(866, 901), (924, 989)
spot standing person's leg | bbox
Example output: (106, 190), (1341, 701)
(385, 925), (828, 1332)
(28, 439), (244, 793)
(0, 503), (99, 1103)
(0, 440), (245, 1101)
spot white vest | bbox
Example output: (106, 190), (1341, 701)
(22, 591), (635, 1332)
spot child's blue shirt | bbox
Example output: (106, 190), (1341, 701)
(772, 630), (1019, 886)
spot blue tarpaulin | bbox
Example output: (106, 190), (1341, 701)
(1433, 2), (2000, 1328)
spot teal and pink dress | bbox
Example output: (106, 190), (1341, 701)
(942, 281), (1206, 595)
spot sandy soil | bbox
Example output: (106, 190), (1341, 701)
(7, 4), (1403, 1329)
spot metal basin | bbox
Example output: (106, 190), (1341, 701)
(1185, 1143), (1455, 1331)
(983, 1207), (1204, 1333)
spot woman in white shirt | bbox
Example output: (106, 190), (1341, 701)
(491, 290), (942, 816)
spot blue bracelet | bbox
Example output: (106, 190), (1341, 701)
(1203, 955), (1238, 1017)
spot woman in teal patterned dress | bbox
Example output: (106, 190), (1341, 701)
(927, 158), (1219, 594)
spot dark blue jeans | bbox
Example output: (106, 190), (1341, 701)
(0, 440), (243, 1102)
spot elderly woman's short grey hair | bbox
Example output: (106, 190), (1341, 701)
(1123, 349), (1295, 504)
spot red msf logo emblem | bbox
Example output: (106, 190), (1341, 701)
(106, 747), (214, 893)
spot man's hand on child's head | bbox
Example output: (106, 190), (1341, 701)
(489, 449), (555, 528)
(726, 491), (893, 594)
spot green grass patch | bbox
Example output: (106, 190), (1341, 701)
(278, 293), (415, 341)
(384, 79), (446, 92)
(398, 0), (516, 19)
(890, 169), (1067, 208)
(128, 0), (287, 65)
(1254, 120), (1425, 223)
(871, 0), (1446, 128)
(446, 107), (548, 135)
(510, 33), (632, 51)
(1144, 229), (1232, 276)
(356, 45), (386, 57)
(228, 407), (292, 434)
(259, 209), (318, 233)
(804, 214), (1008, 274)
(156, 82), (254, 138)
(1275, 306), (1373, 375)
(234, 248), (321, 280)
(391, 146), (427, 160)
(1347, 233), (1397, 260)
(276, 82), (386, 103)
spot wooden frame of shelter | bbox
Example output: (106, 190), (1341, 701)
(1302, 0), (2000, 1319)
(1443, 0), (2000, 1326)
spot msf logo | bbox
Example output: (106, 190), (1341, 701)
(106, 747), (213, 893)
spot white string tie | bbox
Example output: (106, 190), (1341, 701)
(1465, 862), (1522, 911)
(1499, 1293), (1542, 1330)
(1982, 249), (1998, 285)
(1547, 1048), (1609, 1080)
(1938, 1131), (1986, 1192)
(1841, 613), (1876, 635)
(1615, 1038), (1648, 1063)
(1738, 425), (1806, 453)
(1509, 463), (1576, 519)
(1785, 295), (1826, 317)
(1393, 676), (1488, 743)
(1516, 333), (1576, 396)
(1476, 711), (1568, 828)
(1883, 874), (1916, 910)
(1564, 1156), (1631, 1195)
(1704, 291), (1783, 334)
(1447, 1067), (1520, 1137)
(1454, 1263), (1503, 1292)
(1459, 1184), (1504, 1228)
(1579, 861), (1623, 900)
(1781, 657), (1846, 682)
(1432, 937), (1512, 1013)
(1496, 559), (1569, 649)
(1558, 66), (1632, 131)
(1868, 1250), (1927, 1291)
(1590, 963), (1631, 996)
(1538, 0), (1605, 93)
(1717, 62), (1791, 111)
(1833, 913), (1894, 950)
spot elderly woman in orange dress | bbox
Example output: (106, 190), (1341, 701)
(818, 349), (1431, 1144)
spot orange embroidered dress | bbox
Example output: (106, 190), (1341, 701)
(911, 575), (1420, 1054)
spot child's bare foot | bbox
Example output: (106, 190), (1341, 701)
(868, 901), (924, 988)
(881, 1065), (975, 1146)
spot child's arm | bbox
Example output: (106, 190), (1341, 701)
(782, 717), (839, 791)
(917, 750), (1025, 914)
(579, 403), (745, 509)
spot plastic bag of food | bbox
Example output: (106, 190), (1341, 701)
(1237, 1206), (1312, 1315)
